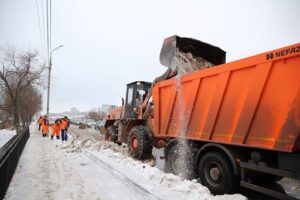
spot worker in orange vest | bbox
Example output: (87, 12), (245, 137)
(37, 116), (43, 131)
(65, 118), (70, 132)
(61, 116), (69, 141)
(41, 115), (49, 137)
(51, 119), (61, 140)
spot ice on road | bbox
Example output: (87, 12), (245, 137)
(4, 125), (246, 200)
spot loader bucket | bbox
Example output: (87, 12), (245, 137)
(159, 35), (226, 69)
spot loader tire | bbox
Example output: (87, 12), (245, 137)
(128, 126), (153, 160)
(105, 126), (118, 143)
(198, 151), (238, 195)
(165, 140), (196, 179)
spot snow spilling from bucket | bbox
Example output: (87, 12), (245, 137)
(173, 76), (191, 178)
(170, 48), (213, 178)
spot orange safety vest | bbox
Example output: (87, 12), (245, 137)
(61, 119), (69, 129)
(51, 123), (61, 136)
(41, 119), (49, 133)
(38, 118), (43, 125)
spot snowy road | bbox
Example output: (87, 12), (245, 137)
(4, 125), (247, 200)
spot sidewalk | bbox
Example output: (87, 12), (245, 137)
(4, 125), (157, 200)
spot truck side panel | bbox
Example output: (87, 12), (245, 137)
(153, 43), (300, 152)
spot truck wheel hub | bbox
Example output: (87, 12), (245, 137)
(209, 167), (221, 181)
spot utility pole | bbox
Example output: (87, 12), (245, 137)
(46, 45), (63, 118)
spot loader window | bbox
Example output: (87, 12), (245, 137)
(135, 89), (146, 106)
(126, 87), (134, 106)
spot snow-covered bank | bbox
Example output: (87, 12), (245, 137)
(65, 128), (246, 200)
(0, 128), (16, 147)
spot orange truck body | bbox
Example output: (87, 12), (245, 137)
(152, 43), (300, 153)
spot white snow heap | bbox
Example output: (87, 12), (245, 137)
(175, 48), (214, 76)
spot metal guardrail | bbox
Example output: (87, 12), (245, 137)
(0, 127), (30, 200)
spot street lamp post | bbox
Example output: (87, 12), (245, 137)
(46, 45), (63, 118)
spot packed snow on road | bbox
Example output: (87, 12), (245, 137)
(5, 125), (247, 200)
(0, 128), (16, 148)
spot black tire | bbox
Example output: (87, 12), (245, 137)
(164, 140), (178, 173)
(105, 126), (118, 143)
(128, 125), (153, 160)
(198, 151), (238, 195)
(165, 140), (197, 179)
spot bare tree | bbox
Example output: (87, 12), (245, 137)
(88, 111), (104, 121)
(0, 45), (45, 132)
(19, 86), (43, 128)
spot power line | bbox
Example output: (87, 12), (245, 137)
(49, 0), (52, 54)
(46, 0), (49, 61)
(35, 0), (44, 55)
(40, 0), (47, 59)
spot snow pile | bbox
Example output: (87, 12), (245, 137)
(62, 135), (129, 156)
(90, 149), (245, 200)
(175, 48), (214, 76)
(0, 128), (16, 147)
(63, 132), (246, 200)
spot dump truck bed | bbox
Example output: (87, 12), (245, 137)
(152, 43), (300, 153)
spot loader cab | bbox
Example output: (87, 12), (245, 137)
(124, 81), (152, 118)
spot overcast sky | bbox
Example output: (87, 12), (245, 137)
(1, 0), (300, 113)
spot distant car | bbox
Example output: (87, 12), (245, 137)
(95, 120), (104, 131)
(87, 121), (96, 129)
(77, 121), (89, 129)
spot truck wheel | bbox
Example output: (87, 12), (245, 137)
(198, 151), (237, 195)
(165, 140), (196, 179)
(128, 126), (153, 160)
(105, 126), (118, 143)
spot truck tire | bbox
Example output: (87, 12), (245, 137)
(198, 151), (238, 195)
(165, 140), (196, 179)
(105, 126), (118, 143)
(128, 126), (153, 160)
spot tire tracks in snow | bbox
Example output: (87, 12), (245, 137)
(83, 150), (161, 200)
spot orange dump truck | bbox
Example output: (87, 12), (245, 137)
(153, 42), (300, 153)
(104, 35), (300, 199)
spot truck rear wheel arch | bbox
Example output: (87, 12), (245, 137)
(195, 143), (239, 176)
